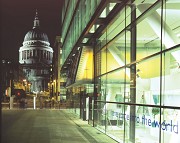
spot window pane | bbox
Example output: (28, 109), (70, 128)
(162, 46), (180, 107)
(136, 55), (161, 105)
(161, 108), (180, 143)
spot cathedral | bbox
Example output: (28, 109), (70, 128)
(19, 10), (53, 93)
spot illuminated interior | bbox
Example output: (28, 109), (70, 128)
(94, 1), (180, 143)
(61, 0), (180, 143)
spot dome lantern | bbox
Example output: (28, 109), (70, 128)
(33, 9), (40, 29)
(23, 10), (49, 43)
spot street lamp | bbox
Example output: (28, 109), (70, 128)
(23, 79), (27, 93)
(51, 82), (54, 97)
(28, 83), (31, 93)
(53, 80), (56, 97)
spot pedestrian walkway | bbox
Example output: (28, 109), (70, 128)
(1, 109), (118, 143)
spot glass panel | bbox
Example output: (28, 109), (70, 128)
(97, 102), (106, 132)
(95, 51), (101, 77)
(125, 3), (132, 28)
(106, 103), (125, 143)
(99, 7), (107, 18)
(106, 7), (126, 43)
(106, 45), (122, 72)
(98, 33), (107, 52)
(136, 2), (162, 60)
(103, 4), (131, 50)
(136, 55), (161, 105)
(132, 106), (160, 143)
(161, 108), (180, 143)
(134, 0), (159, 18)
(161, 0), (180, 48)
(123, 105), (166, 143)
(105, 69), (127, 142)
(97, 75), (106, 102)
(125, 30), (131, 65)
(106, 69), (126, 103)
(101, 48), (107, 75)
(96, 75), (107, 132)
(106, 30), (131, 71)
(95, 40), (101, 53)
(162, 46), (180, 107)
(61, 0), (101, 65)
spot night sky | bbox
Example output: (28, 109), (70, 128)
(0, 0), (63, 62)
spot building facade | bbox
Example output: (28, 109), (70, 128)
(19, 10), (53, 94)
(51, 36), (66, 101)
(1, 59), (25, 100)
(61, 1), (180, 143)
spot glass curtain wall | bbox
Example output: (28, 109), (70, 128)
(61, 0), (101, 65)
(94, 0), (180, 143)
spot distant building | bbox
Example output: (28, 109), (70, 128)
(19, 10), (53, 93)
(1, 59), (25, 98)
(51, 36), (66, 101)
(1, 60), (14, 97)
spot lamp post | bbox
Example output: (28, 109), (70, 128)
(48, 82), (50, 96)
(28, 83), (31, 93)
(23, 79), (27, 93)
(53, 80), (56, 98)
(51, 82), (53, 97)
(9, 79), (13, 109)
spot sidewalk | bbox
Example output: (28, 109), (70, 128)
(62, 110), (118, 143)
(1, 109), (118, 143)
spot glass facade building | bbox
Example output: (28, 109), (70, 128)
(61, 1), (180, 142)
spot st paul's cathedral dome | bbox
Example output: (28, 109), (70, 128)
(24, 28), (49, 42)
(19, 10), (53, 93)
(22, 10), (50, 46)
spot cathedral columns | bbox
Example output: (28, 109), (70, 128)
(26, 50), (28, 60)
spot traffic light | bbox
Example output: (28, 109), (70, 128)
(13, 89), (26, 98)
(17, 92), (21, 96)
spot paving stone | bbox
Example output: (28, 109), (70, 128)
(1, 109), (118, 143)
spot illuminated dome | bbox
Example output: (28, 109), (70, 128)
(19, 9), (53, 65)
(19, 10), (53, 93)
(23, 10), (49, 43)
(24, 28), (49, 42)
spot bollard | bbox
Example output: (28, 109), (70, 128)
(33, 96), (36, 109)
(9, 96), (14, 109)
